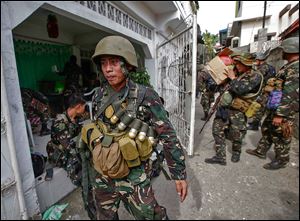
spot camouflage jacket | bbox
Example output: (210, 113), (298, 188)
(229, 69), (263, 98)
(90, 79), (187, 181)
(47, 112), (81, 167)
(274, 60), (299, 119)
(256, 63), (276, 85)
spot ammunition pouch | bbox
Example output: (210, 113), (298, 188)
(119, 136), (141, 168)
(81, 119), (154, 179)
(81, 121), (130, 179)
(245, 101), (261, 118)
(231, 97), (251, 113)
(264, 78), (283, 92)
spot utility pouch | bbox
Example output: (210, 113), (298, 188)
(264, 85), (274, 93)
(136, 138), (153, 161)
(267, 90), (282, 110)
(245, 101), (261, 118)
(92, 142), (129, 179)
(81, 121), (130, 179)
(231, 97), (251, 113)
(119, 136), (141, 168)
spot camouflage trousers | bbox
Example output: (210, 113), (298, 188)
(200, 90), (215, 114)
(255, 113), (292, 163)
(87, 173), (168, 220)
(212, 109), (247, 159)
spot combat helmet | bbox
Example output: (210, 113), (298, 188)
(278, 37), (299, 54)
(255, 48), (271, 60)
(92, 36), (138, 68)
(231, 52), (255, 66)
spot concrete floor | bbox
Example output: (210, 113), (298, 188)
(57, 97), (299, 220)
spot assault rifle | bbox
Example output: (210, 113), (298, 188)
(198, 69), (250, 134)
(198, 83), (231, 135)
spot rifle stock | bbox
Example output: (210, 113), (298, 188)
(198, 83), (231, 134)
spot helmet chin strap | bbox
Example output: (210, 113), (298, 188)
(120, 59), (130, 78)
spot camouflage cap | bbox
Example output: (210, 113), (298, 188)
(255, 48), (271, 60)
(232, 52), (255, 66)
(278, 37), (299, 53)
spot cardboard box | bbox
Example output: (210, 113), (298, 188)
(206, 56), (228, 85)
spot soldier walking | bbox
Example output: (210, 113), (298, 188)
(247, 48), (276, 130)
(79, 36), (188, 220)
(205, 53), (263, 165)
(197, 64), (217, 121)
(246, 37), (299, 170)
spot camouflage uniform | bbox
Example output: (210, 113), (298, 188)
(248, 62), (276, 128)
(79, 79), (186, 220)
(21, 88), (51, 135)
(254, 60), (299, 163)
(46, 112), (82, 186)
(210, 67), (262, 163)
(197, 65), (216, 120)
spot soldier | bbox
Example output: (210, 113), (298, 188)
(247, 48), (276, 130)
(246, 37), (299, 170)
(197, 64), (217, 120)
(79, 35), (187, 220)
(46, 93), (87, 186)
(205, 53), (263, 165)
(21, 88), (51, 136)
(62, 55), (83, 88)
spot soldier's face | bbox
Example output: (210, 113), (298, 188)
(234, 61), (249, 73)
(100, 56), (126, 89)
(75, 103), (86, 116)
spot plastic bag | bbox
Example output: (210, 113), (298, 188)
(42, 203), (69, 220)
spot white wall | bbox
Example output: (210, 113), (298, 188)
(238, 1), (299, 46)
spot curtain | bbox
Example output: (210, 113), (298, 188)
(13, 39), (72, 91)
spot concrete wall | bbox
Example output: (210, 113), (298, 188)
(238, 1), (299, 46)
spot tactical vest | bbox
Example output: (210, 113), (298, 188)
(81, 80), (156, 179)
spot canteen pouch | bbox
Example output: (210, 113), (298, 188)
(136, 138), (153, 161)
(245, 101), (261, 118)
(119, 136), (141, 167)
(267, 90), (282, 110)
(231, 97), (251, 113)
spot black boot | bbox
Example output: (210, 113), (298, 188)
(247, 121), (260, 131)
(231, 152), (240, 163)
(263, 160), (287, 170)
(246, 149), (266, 159)
(201, 112), (208, 121)
(204, 156), (226, 165)
(40, 123), (51, 136)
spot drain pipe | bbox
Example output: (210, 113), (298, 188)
(1, 58), (28, 220)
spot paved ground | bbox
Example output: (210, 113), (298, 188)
(58, 97), (299, 220)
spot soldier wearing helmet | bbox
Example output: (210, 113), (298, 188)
(247, 48), (276, 131)
(197, 63), (217, 120)
(205, 52), (263, 165)
(78, 36), (187, 220)
(246, 37), (299, 170)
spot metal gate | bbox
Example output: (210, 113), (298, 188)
(156, 14), (197, 156)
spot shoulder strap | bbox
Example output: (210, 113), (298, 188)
(136, 84), (147, 107)
(241, 71), (264, 99)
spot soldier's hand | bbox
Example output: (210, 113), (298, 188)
(272, 115), (283, 126)
(175, 180), (188, 202)
(224, 68), (236, 80)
